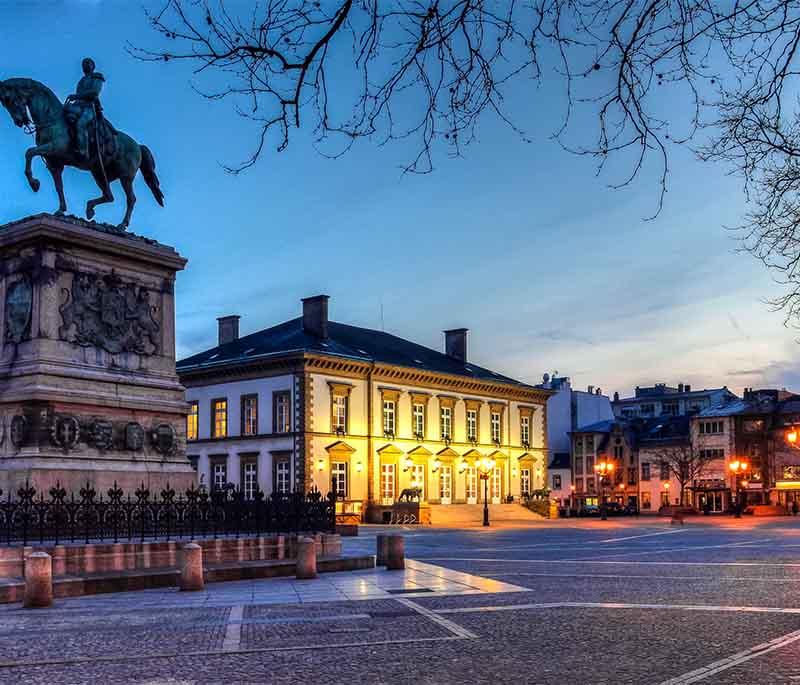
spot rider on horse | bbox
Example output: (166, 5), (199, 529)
(63, 57), (105, 163)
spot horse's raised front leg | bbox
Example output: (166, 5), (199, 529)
(119, 176), (136, 230)
(24, 143), (57, 193)
(47, 163), (67, 215)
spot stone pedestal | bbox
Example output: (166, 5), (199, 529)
(0, 214), (196, 495)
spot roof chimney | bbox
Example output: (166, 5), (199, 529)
(678, 383), (684, 393)
(444, 328), (468, 363)
(217, 315), (240, 346)
(302, 295), (329, 339)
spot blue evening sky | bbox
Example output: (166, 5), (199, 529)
(0, 1), (796, 398)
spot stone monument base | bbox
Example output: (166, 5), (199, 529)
(0, 214), (196, 496)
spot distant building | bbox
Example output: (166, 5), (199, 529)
(177, 295), (551, 522)
(612, 383), (737, 419)
(537, 375), (614, 510)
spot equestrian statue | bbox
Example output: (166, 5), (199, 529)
(0, 58), (164, 229)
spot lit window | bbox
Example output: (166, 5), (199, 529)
(413, 403), (425, 437)
(550, 473), (560, 491)
(440, 406), (452, 440)
(467, 409), (478, 442)
(383, 400), (396, 435)
(242, 396), (258, 436)
(520, 415), (530, 445)
(186, 401), (198, 441)
(491, 412), (501, 443)
(521, 468), (532, 494)
(274, 392), (291, 433)
(212, 399), (227, 438)
(381, 464), (395, 502)
(333, 395), (348, 432)
(410, 463), (425, 499)
(331, 462), (348, 498)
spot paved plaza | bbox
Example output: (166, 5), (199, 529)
(5, 519), (800, 683)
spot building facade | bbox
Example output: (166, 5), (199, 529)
(178, 296), (551, 522)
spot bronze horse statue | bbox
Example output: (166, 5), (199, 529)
(0, 78), (163, 229)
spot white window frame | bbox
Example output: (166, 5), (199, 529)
(333, 395), (347, 432)
(465, 467), (477, 504)
(440, 406), (452, 440)
(383, 400), (396, 435)
(212, 461), (227, 490)
(491, 412), (501, 443)
(243, 461), (258, 500)
(413, 403), (425, 437)
(410, 464), (425, 500)
(381, 463), (395, 504)
(275, 393), (291, 433)
(276, 461), (290, 494)
(331, 461), (348, 498)
(521, 468), (531, 495)
(521, 415), (530, 445)
(439, 465), (452, 504)
(467, 409), (477, 442)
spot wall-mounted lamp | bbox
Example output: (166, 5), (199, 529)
(432, 458), (442, 472)
(355, 460), (363, 473)
(512, 467), (518, 477)
(458, 459), (468, 474)
(316, 459), (325, 472)
(403, 456), (413, 472)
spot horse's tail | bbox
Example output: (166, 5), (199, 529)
(139, 145), (164, 207)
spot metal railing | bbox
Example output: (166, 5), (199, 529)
(0, 482), (336, 546)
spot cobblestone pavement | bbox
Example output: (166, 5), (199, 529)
(7, 517), (800, 683)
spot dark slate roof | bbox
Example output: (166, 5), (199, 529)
(549, 452), (570, 469)
(613, 387), (736, 404)
(637, 416), (691, 445)
(177, 317), (530, 387)
(571, 420), (616, 434)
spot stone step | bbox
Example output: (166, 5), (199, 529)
(0, 554), (376, 604)
(428, 503), (544, 527)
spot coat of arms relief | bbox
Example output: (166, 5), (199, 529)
(58, 271), (160, 355)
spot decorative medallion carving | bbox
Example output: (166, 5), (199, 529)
(51, 415), (80, 450)
(10, 415), (27, 448)
(58, 271), (160, 355)
(87, 420), (114, 450)
(151, 423), (177, 455)
(4, 275), (33, 343)
(124, 422), (145, 451)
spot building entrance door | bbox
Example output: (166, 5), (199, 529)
(439, 466), (452, 504)
(465, 467), (477, 504)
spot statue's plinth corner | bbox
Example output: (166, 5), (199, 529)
(0, 212), (186, 272)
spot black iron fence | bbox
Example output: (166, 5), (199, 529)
(0, 482), (336, 546)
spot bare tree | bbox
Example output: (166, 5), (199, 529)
(135, 1), (800, 319)
(650, 443), (717, 507)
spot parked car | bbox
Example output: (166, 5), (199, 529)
(580, 504), (600, 516)
(603, 501), (625, 516)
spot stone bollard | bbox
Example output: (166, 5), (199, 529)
(376, 534), (389, 566)
(386, 535), (405, 570)
(24, 551), (53, 608)
(180, 543), (204, 592)
(295, 537), (317, 580)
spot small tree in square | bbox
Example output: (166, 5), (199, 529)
(651, 443), (718, 508)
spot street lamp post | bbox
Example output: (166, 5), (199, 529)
(729, 460), (749, 518)
(477, 457), (496, 527)
(594, 461), (614, 521)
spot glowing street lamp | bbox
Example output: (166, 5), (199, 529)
(477, 456), (496, 527)
(594, 460), (614, 520)
(729, 459), (749, 518)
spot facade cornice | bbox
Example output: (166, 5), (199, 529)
(179, 350), (552, 404)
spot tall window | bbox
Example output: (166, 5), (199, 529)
(520, 415), (531, 445)
(660, 461), (670, 481)
(491, 411), (501, 443)
(440, 406), (452, 440)
(642, 491), (652, 509)
(383, 400), (396, 435)
(521, 468), (531, 494)
(381, 464), (395, 502)
(413, 403), (425, 437)
(275, 461), (290, 494)
(242, 461), (258, 500)
(613, 445), (623, 460)
(584, 435), (594, 453)
(466, 467), (477, 500)
(410, 463), (425, 499)
(550, 473), (560, 491)
(212, 460), (227, 489)
(575, 455), (583, 475)
(627, 467), (637, 485)
(212, 399), (227, 438)
(661, 490), (670, 506)
(331, 462), (348, 498)
(187, 401), (198, 441)
(333, 395), (348, 433)
(467, 409), (478, 442)
(242, 395), (258, 436)
(641, 462), (651, 481)
(274, 392), (291, 433)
